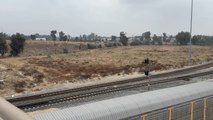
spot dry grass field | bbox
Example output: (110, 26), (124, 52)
(0, 44), (212, 96)
(22, 40), (88, 56)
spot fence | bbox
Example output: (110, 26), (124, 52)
(126, 96), (213, 120)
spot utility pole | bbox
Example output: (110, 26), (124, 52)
(189, 0), (194, 65)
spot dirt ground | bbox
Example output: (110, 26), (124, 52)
(0, 45), (212, 96)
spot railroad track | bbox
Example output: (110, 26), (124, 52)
(6, 61), (213, 110)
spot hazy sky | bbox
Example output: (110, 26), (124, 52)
(0, 0), (212, 36)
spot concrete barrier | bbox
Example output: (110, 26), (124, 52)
(0, 97), (31, 120)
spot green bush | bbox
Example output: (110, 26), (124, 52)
(0, 33), (8, 56)
(130, 40), (143, 46)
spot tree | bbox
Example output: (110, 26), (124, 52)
(152, 34), (162, 45)
(142, 31), (151, 44)
(50, 30), (57, 41)
(120, 32), (128, 46)
(75, 37), (79, 41)
(67, 35), (71, 41)
(157, 36), (163, 45)
(167, 35), (173, 43)
(82, 34), (87, 41)
(30, 34), (36, 40)
(163, 33), (167, 42)
(79, 35), (83, 41)
(111, 36), (116, 41)
(192, 35), (201, 45)
(59, 31), (65, 41)
(88, 33), (95, 40)
(63, 35), (68, 41)
(143, 31), (151, 40)
(35, 33), (39, 37)
(152, 34), (158, 43)
(0, 33), (8, 56)
(10, 33), (26, 56)
(176, 31), (191, 45)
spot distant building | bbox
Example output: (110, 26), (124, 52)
(35, 38), (47, 41)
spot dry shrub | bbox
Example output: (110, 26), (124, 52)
(130, 40), (143, 46)
(87, 44), (96, 49)
(79, 44), (88, 50)
(34, 73), (45, 83)
(116, 42), (122, 46)
(206, 57), (212, 61)
(105, 43), (114, 47)
(97, 44), (102, 48)
(14, 81), (26, 93)
(19, 66), (45, 84)
(0, 84), (4, 89)
(14, 81), (26, 88)
(63, 48), (69, 54)
(79, 73), (92, 79)
(15, 87), (25, 93)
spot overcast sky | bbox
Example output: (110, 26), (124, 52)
(0, 0), (212, 36)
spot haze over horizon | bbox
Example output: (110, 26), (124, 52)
(0, 0), (212, 36)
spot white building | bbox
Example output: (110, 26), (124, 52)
(35, 38), (47, 41)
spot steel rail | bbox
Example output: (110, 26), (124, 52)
(20, 70), (213, 111)
(17, 70), (213, 110)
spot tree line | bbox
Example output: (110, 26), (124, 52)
(28, 30), (213, 46)
(0, 31), (212, 57)
(120, 31), (213, 46)
(0, 33), (25, 56)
